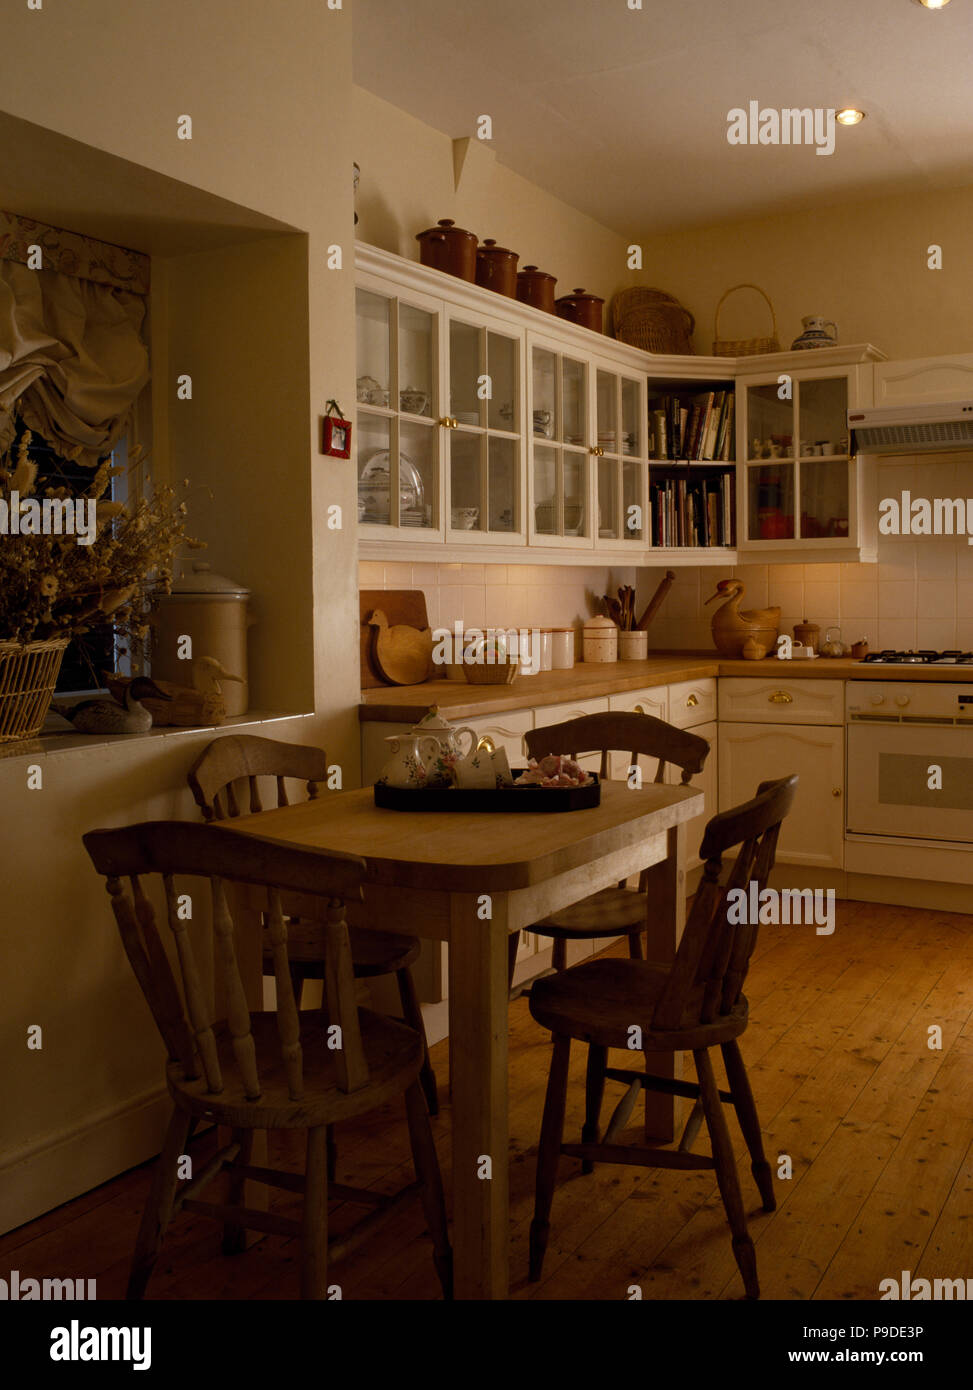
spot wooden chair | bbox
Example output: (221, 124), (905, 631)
(187, 735), (438, 1118)
(82, 819), (452, 1301)
(509, 711), (710, 989)
(526, 774), (798, 1300)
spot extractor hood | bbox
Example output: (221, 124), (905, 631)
(849, 401), (973, 454)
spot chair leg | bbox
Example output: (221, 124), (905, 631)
(694, 1048), (759, 1300)
(403, 1081), (453, 1299)
(581, 1044), (607, 1175)
(529, 1033), (571, 1282)
(551, 938), (567, 972)
(221, 1128), (255, 1254)
(627, 929), (644, 960)
(677, 1098), (705, 1153)
(721, 1040), (775, 1212)
(301, 1126), (330, 1299)
(396, 967), (439, 1117)
(127, 1107), (194, 1299)
(326, 1125), (337, 1183)
(507, 930), (520, 993)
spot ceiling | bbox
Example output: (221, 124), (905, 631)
(354, 0), (973, 234)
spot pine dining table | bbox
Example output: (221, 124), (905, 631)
(221, 778), (703, 1300)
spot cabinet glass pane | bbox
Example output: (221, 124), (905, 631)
(450, 321), (482, 426)
(356, 291), (391, 407)
(562, 358), (586, 446)
(533, 445), (557, 535)
(623, 460), (643, 540)
(597, 370), (617, 452)
(747, 383), (793, 459)
(450, 430), (483, 531)
(799, 378), (848, 456)
(488, 437), (517, 532)
(357, 412), (392, 526)
(532, 347), (556, 438)
(621, 380), (640, 456)
(564, 450), (587, 537)
(748, 463), (795, 540)
(598, 456), (618, 539)
(800, 459), (849, 539)
(487, 332), (517, 432)
(399, 420), (435, 529)
(398, 304), (434, 417)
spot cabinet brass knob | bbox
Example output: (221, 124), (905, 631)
(439, 416), (452, 428)
(687, 693), (699, 707)
(832, 787), (841, 797)
(769, 690), (793, 704)
(634, 704), (646, 715)
(476, 735), (496, 753)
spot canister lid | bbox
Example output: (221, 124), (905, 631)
(168, 560), (250, 599)
(583, 615), (617, 631)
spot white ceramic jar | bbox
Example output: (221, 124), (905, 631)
(583, 615), (618, 664)
(551, 628), (574, 669)
(618, 629), (648, 661)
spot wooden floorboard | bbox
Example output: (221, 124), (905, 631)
(2, 898), (971, 1300)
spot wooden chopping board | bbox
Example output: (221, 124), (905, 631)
(359, 589), (432, 688)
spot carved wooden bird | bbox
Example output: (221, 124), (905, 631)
(53, 678), (172, 734)
(704, 578), (781, 658)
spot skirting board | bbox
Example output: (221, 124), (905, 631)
(0, 1084), (170, 1238)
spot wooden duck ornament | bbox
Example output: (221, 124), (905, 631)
(705, 578), (780, 658)
(103, 656), (244, 727)
(368, 609), (433, 686)
(53, 678), (172, 735)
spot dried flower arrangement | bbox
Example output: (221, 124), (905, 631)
(0, 427), (198, 654)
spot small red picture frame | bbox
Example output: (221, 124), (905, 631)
(322, 413), (352, 458)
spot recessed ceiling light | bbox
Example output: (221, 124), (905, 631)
(914, 0), (951, 10)
(836, 108), (865, 125)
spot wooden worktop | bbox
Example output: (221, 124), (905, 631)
(359, 652), (973, 721)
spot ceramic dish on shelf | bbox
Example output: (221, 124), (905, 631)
(358, 451), (424, 514)
(357, 375), (390, 407)
(451, 507), (479, 530)
(399, 387), (429, 415)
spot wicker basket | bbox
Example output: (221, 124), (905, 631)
(0, 638), (69, 742)
(712, 283), (780, 356)
(612, 287), (695, 355)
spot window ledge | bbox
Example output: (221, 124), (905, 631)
(0, 709), (315, 764)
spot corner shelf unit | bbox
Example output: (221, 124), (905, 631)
(355, 241), (885, 567)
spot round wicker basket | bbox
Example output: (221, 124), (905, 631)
(0, 638), (69, 742)
(712, 283), (780, 356)
(611, 287), (695, 355)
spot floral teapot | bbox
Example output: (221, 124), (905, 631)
(378, 707), (477, 788)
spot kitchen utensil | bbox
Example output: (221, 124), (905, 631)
(475, 239), (519, 297)
(636, 569), (676, 630)
(712, 283), (780, 356)
(583, 615), (617, 663)
(793, 619), (820, 653)
(704, 578), (780, 658)
(368, 610), (434, 686)
(359, 590), (430, 688)
(153, 562), (252, 717)
(516, 264), (557, 313)
(415, 218), (478, 281)
(821, 627), (845, 658)
(555, 287), (605, 333)
(790, 315), (838, 350)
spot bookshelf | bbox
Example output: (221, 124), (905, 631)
(646, 375), (736, 552)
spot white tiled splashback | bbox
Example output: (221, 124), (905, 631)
(358, 561), (637, 655)
(639, 455), (973, 654)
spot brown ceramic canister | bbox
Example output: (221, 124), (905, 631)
(555, 287), (605, 334)
(415, 218), (477, 281)
(475, 239), (519, 297)
(516, 264), (557, 313)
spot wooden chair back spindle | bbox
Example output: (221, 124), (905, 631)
(187, 734), (328, 824)
(526, 711), (709, 786)
(652, 775), (798, 1033)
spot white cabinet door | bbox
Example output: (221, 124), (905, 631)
(530, 697), (611, 773)
(719, 677), (843, 726)
(671, 719), (717, 869)
(873, 354), (973, 407)
(719, 722), (844, 869)
(667, 677), (717, 730)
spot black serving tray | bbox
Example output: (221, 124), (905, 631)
(374, 772), (601, 813)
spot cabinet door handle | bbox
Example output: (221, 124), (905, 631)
(686, 693), (699, 707)
(477, 735), (496, 752)
(439, 416), (452, 428)
(634, 704), (646, 715)
(832, 787), (841, 797)
(769, 690), (793, 704)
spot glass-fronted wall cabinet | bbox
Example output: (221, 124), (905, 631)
(528, 337), (590, 548)
(356, 286), (441, 540)
(592, 367), (649, 547)
(737, 361), (875, 558)
(446, 311), (524, 543)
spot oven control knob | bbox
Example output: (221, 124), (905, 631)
(869, 693), (885, 705)
(894, 694), (910, 707)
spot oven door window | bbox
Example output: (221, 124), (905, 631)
(847, 725), (973, 842)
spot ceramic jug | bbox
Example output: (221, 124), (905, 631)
(377, 733), (445, 789)
(791, 316), (838, 350)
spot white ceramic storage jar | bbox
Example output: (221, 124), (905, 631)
(551, 628), (575, 670)
(152, 561), (251, 715)
(583, 615), (618, 663)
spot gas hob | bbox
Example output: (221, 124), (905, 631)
(860, 649), (973, 666)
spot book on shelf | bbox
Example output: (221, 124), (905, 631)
(649, 471), (735, 548)
(649, 388), (735, 462)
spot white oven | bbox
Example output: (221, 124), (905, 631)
(846, 682), (973, 846)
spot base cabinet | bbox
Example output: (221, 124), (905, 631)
(718, 721), (844, 869)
